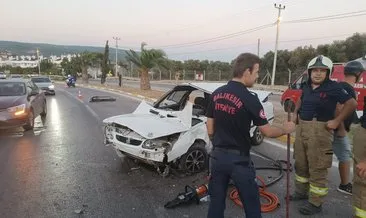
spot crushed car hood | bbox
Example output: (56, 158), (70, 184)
(103, 101), (193, 139)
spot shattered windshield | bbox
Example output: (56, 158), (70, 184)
(156, 90), (188, 109)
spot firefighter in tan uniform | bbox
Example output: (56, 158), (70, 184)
(290, 55), (358, 215)
(350, 58), (366, 218)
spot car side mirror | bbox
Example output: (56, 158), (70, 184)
(29, 90), (38, 96)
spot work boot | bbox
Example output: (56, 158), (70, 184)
(288, 192), (308, 201)
(298, 202), (322, 215)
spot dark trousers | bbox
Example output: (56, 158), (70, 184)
(207, 148), (261, 218)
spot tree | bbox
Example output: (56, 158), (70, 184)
(78, 52), (103, 83)
(344, 33), (366, 60)
(40, 60), (54, 73)
(125, 42), (168, 90)
(101, 40), (110, 84)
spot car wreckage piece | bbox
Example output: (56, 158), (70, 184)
(103, 82), (274, 176)
(89, 95), (117, 102)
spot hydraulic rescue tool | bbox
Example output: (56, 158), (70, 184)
(164, 184), (209, 209)
(164, 156), (291, 213)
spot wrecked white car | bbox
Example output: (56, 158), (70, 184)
(103, 82), (274, 176)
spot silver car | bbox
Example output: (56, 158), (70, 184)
(31, 76), (55, 95)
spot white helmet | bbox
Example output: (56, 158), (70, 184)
(307, 55), (333, 71)
(307, 55), (333, 82)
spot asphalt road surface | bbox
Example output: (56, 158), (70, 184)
(90, 78), (175, 92)
(0, 85), (353, 218)
(88, 78), (284, 111)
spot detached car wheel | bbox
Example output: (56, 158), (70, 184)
(179, 144), (208, 174)
(23, 110), (34, 131)
(251, 127), (264, 146)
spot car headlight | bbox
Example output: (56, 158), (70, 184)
(104, 125), (114, 140)
(7, 104), (26, 116)
(142, 139), (171, 150)
(48, 85), (55, 89)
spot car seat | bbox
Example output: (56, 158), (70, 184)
(192, 97), (208, 116)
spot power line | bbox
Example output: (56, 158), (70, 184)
(155, 23), (275, 49)
(154, 9), (366, 50)
(118, 10), (366, 53)
(167, 33), (355, 56)
(122, 0), (304, 39)
(283, 10), (366, 24)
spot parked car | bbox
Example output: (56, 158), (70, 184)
(0, 79), (47, 130)
(0, 72), (6, 79)
(103, 82), (274, 175)
(281, 56), (366, 118)
(9, 74), (23, 79)
(31, 76), (55, 95)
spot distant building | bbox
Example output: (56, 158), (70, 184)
(0, 53), (79, 68)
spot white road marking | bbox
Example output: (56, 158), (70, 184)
(85, 104), (99, 120)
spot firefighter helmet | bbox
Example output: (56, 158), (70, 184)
(344, 60), (365, 75)
(307, 55), (333, 72)
(307, 55), (333, 83)
(344, 59), (365, 82)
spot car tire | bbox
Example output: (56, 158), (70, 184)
(284, 100), (295, 112)
(179, 143), (208, 174)
(251, 127), (264, 146)
(23, 109), (34, 131)
(40, 100), (47, 118)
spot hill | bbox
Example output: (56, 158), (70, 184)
(0, 41), (129, 61)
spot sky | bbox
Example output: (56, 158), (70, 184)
(1, 0), (366, 62)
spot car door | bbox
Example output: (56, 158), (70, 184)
(27, 81), (42, 116)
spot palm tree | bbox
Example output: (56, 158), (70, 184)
(125, 42), (167, 90)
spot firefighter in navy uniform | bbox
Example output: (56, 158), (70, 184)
(290, 55), (358, 215)
(350, 59), (366, 218)
(205, 53), (296, 218)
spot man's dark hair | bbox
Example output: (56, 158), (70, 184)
(232, 53), (261, 78)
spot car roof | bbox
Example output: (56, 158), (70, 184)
(31, 76), (50, 79)
(0, 78), (28, 83)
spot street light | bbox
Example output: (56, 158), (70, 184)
(36, 48), (41, 75)
(113, 36), (121, 77)
(271, 3), (285, 86)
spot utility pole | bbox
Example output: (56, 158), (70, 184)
(36, 48), (41, 75)
(257, 38), (260, 56)
(271, 3), (285, 86)
(113, 36), (121, 77)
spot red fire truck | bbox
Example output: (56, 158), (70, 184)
(281, 56), (366, 118)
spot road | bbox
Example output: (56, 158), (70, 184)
(88, 78), (284, 111)
(90, 78), (176, 92)
(0, 85), (353, 218)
